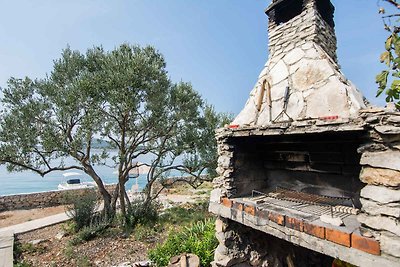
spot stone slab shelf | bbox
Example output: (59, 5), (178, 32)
(210, 198), (400, 267)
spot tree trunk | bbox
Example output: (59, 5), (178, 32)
(119, 178), (127, 222)
(84, 164), (114, 219)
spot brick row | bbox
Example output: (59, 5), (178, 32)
(219, 198), (381, 256)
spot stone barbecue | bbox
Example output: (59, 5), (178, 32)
(209, 0), (400, 266)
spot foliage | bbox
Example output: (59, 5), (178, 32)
(148, 218), (218, 267)
(13, 239), (42, 267)
(69, 222), (110, 246)
(376, 0), (400, 109)
(159, 200), (211, 226)
(126, 195), (159, 228)
(64, 190), (100, 231)
(0, 43), (229, 224)
(132, 200), (211, 243)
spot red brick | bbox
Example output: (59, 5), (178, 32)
(221, 197), (232, 208)
(244, 204), (256, 216)
(303, 222), (325, 239)
(351, 233), (381, 256)
(232, 201), (243, 211)
(325, 228), (351, 247)
(285, 216), (303, 231)
(268, 212), (285, 225)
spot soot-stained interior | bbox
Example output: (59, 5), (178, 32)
(316, 0), (335, 27)
(267, 0), (335, 28)
(267, 0), (304, 25)
(231, 131), (366, 208)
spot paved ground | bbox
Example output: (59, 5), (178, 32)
(0, 211), (70, 267)
(0, 232), (13, 267)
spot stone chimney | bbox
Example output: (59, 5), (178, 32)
(232, 0), (368, 126)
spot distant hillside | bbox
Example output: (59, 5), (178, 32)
(91, 138), (116, 149)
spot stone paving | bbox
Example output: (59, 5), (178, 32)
(0, 211), (70, 267)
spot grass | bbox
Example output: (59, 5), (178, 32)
(131, 200), (212, 244)
(166, 181), (213, 195)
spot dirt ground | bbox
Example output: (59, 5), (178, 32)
(0, 205), (67, 228)
(15, 223), (151, 267)
(5, 182), (213, 266)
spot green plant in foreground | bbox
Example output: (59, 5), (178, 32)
(148, 218), (218, 267)
(126, 197), (159, 228)
(65, 190), (99, 232)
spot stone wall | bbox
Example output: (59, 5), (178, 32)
(0, 184), (117, 211)
(268, 0), (337, 62)
(213, 217), (333, 267)
(357, 107), (400, 259)
(232, 0), (366, 127)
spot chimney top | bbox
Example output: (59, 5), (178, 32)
(266, 0), (336, 62)
(231, 0), (368, 126)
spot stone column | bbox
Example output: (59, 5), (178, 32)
(357, 108), (400, 259)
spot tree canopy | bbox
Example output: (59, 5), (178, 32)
(0, 44), (230, 222)
(376, 0), (400, 109)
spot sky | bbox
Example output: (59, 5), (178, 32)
(0, 0), (391, 115)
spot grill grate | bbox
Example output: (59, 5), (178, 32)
(268, 187), (353, 207)
(251, 187), (359, 216)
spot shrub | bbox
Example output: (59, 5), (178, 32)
(69, 221), (110, 246)
(126, 196), (159, 228)
(65, 189), (99, 231)
(148, 218), (218, 267)
(159, 200), (210, 226)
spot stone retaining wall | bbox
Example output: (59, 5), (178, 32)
(0, 184), (117, 212)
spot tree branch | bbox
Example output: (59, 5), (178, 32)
(383, 0), (400, 8)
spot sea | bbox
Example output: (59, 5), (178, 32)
(0, 150), (158, 196)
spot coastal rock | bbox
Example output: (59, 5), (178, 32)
(360, 185), (400, 204)
(360, 167), (400, 187)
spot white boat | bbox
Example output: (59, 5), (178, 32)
(57, 172), (96, 190)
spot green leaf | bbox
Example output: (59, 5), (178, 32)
(386, 36), (393, 51)
(380, 51), (390, 63)
(376, 71), (389, 97)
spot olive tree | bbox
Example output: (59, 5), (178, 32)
(0, 44), (227, 222)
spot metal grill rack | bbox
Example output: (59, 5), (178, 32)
(250, 188), (359, 217)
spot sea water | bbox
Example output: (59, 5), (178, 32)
(0, 150), (153, 196)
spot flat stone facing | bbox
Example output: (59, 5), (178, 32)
(231, 2), (367, 127)
(360, 167), (400, 187)
(360, 151), (400, 171)
(361, 198), (400, 217)
(360, 185), (400, 204)
(381, 232), (400, 258)
(357, 213), (400, 236)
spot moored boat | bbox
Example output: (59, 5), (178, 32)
(57, 172), (96, 190)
